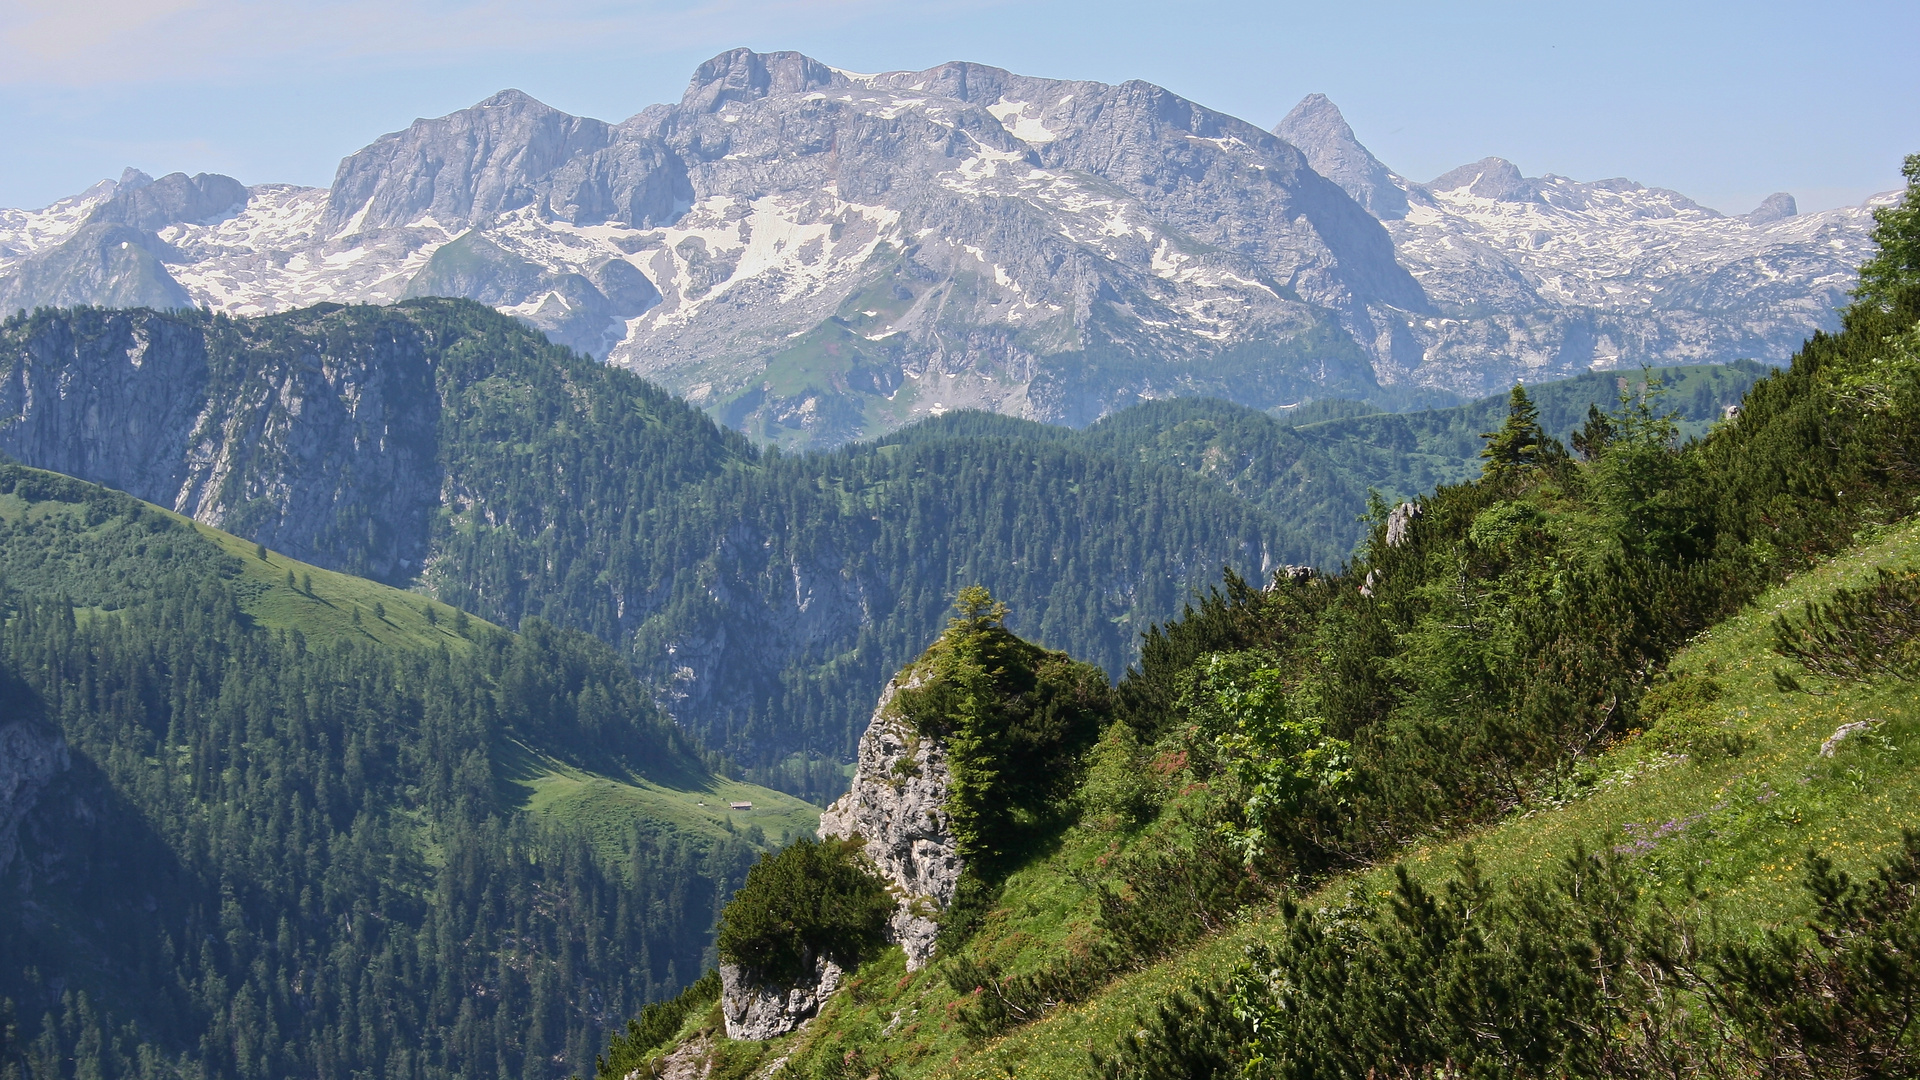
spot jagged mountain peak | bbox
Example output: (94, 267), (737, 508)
(0, 51), (1878, 437)
(87, 171), (249, 231)
(475, 88), (548, 110)
(324, 88), (613, 234)
(1273, 93), (1409, 220)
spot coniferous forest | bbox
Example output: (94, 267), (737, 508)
(0, 302), (1757, 804)
(0, 468), (763, 1080)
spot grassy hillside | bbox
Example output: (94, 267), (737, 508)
(0, 461), (819, 843)
(945, 517), (1920, 1079)
(624, 162), (1920, 1079)
(625, 475), (1920, 1080)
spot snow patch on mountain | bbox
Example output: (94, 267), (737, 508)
(0, 54), (1885, 446)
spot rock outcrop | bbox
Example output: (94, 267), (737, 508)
(719, 956), (846, 1041)
(817, 680), (962, 970)
(0, 307), (442, 583)
(1274, 94), (1410, 220)
(718, 677), (962, 1041)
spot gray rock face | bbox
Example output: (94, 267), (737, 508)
(719, 957), (845, 1041)
(1384, 500), (1423, 547)
(1274, 94), (1409, 220)
(87, 170), (249, 231)
(1746, 192), (1798, 225)
(1260, 87), (1884, 398)
(1427, 156), (1536, 202)
(0, 67), (1882, 444)
(0, 719), (68, 878)
(325, 89), (618, 234)
(401, 231), (659, 356)
(0, 308), (440, 582)
(817, 680), (961, 970)
(0, 223), (192, 314)
(719, 676), (960, 1040)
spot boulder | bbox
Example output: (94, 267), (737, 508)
(719, 956), (845, 1041)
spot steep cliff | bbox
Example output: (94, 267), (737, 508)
(716, 672), (962, 1041)
(817, 680), (962, 970)
(719, 956), (847, 1041)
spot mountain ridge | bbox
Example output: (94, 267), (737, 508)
(2, 48), (1871, 446)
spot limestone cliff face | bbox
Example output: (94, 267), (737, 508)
(719, 956), (845, 1041)
(0, 719), (68, 878)
(718, 677), (961, 1041)
(0, 307), (441, 583)
(817, 680), (962, 971)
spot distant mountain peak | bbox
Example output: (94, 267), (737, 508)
(1273, 94), (1409, 220)
(87, 171), (248, 231)
(1426, 156), (1532, 202)
(479, 88), (540, 107)
(324, 89), (613, 234)
(1745, 191), (1798, 225)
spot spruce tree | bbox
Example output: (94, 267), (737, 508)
(1479, 385), (1555, 478)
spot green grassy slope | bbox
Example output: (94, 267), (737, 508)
(961, 521), (1920, 1078)
(0, 460), (817, 860)
(669, 514), (1920, 1080)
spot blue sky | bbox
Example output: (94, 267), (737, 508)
(2, 0), (1915, 215)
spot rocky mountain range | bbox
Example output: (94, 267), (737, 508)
(0, 49), (1887, 446)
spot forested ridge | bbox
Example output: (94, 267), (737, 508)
(0, 466), (769, 1080)
(0, 302), (1299, 801)
(0, 298), (1763, 803)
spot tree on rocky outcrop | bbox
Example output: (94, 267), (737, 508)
(895, 586), (1110, 875)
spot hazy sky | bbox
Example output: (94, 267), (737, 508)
(3, 0), (1915, 215)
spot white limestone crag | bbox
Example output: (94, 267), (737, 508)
(817, 679), (962, 971)
(714, 675), (962, 1042)
(719, 956), (845, 1041)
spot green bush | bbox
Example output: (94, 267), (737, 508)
(1773, 568), (1920, 683)
(1079, 721), (1157, 831)
(715, 837), (893, 985)
(1097, 835), (1920, 1080)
